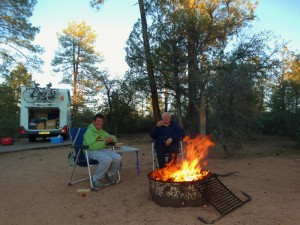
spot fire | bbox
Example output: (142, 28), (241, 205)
(151, 134), (214, 182)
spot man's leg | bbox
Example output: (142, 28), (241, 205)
(155, 145), (167, 168)
(88, 150), (112, 182)
(103, 149), (122, 177)
(167, 142), (179, 164)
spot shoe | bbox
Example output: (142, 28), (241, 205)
(106, 175), (118, 185)
(92, 180), (105, 189)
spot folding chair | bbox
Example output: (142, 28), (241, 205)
(68, 127), (120, 190)
(151, 140), (184, 170)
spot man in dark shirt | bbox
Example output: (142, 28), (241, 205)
(150, 112), (185, 168)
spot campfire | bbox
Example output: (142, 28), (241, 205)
(148, 135), (215, 207)
(150, 134), (214, 182)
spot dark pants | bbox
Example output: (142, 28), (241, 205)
(155, 142), (179, 168)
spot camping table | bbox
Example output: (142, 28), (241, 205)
(115, 146), (140, 175)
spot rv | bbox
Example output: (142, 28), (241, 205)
(19, 85), (72, 142)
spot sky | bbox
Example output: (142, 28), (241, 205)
(29, 0), (300, 88)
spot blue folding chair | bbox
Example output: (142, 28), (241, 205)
(68, 127), (96, 189)
(68, 127), (120, 190)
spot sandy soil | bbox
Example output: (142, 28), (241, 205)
(0, 134), (299, 225)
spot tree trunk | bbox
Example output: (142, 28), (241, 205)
(171, 41), (184, 128)
(138, 0), (161, 122)
(72, 71), (78, 116)
(199, 92), (206, 136)
(72, 43), (80, 116)
(164, 87), (168, 112)
(187, 30), (198, 134)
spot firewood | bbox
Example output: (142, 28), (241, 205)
(76, 189), (90, 197)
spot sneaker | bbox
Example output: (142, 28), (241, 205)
(92, 180), (105, 189)
(106, 175), (118, 185)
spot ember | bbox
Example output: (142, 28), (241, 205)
(150, 134), (214, 182)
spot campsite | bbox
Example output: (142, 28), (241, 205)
(0, 134), (299, 225)
(1, 1), (299, 224)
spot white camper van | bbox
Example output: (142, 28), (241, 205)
(19, 84), (72, 142)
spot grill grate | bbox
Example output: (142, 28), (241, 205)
(196, 174), (251, 224)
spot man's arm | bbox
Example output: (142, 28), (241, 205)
(84, 129), (109, 150)
(171, 122), (185, 141)
(150, 125), (160, 140)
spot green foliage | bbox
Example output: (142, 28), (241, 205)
(71, 109), (153, 135)
(260, 111), (300, 138)
(116, 115), (153, 135)
(0, 0), (44, 75)
(0, 85), (19, 138)
(265, 51), (300, 139)
(101, 113), (153, 135)
(52, 21), (104, 116)
(4, 64), (33, 102)
(95, 72), (149, 135)
(89, 0), (106, 10)
(71, 108), (95, 128)
(84, 0), (298, 145)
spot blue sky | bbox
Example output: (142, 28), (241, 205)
(29, 0), (300, 88)
(253, 0), (300, 50)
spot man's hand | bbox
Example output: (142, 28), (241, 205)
(165, 138), (172, 146)
(105, 136), (114, 144)
(156, 120), (164, 127)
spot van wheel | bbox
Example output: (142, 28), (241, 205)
(29, 135), (36, 142)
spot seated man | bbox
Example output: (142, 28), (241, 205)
(150, 112), (185, 168)
(83, 113), (122, 189)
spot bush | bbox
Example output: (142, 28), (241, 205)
(0, 85), (19, 138)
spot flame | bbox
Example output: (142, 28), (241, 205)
(151, 134), (214, 182)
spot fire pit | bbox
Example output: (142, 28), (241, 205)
(148, 170), (212, 207)
(148, 135), (215, 207)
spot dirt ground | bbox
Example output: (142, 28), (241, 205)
(0, 134), (299, 225)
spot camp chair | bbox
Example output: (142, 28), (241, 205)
(68, 127), (120, 190)
(151, 140), (184, 170)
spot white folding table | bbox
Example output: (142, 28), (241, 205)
(115, 146), (140, 175)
